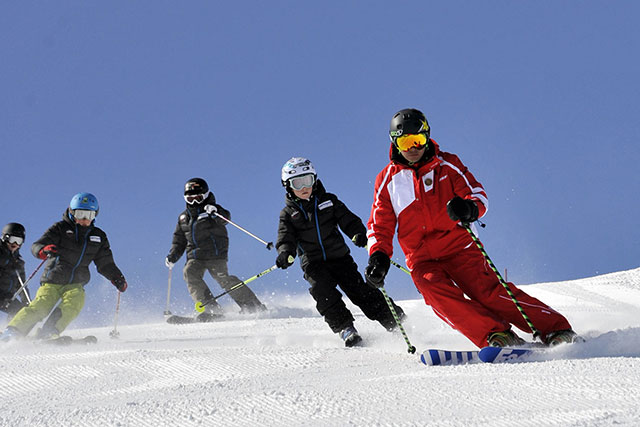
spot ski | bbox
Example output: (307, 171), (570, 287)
(166, 313), (223, 325)
(477, 346), (537, 363)
(421, 342), (550, 366)
(40, 335), (98, 346)
(166, 315), (197, 324)
(420, 349), (480, 366)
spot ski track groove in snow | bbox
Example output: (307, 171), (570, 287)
(1, 268), (640, 426)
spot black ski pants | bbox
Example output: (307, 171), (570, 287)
(303, 256), (404, 333)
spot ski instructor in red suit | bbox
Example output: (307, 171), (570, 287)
(364, 108), (579, 348)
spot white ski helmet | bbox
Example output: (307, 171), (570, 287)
(281, 157), (317, 187)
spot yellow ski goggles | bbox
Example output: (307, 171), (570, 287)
(395, 132), (428, 152)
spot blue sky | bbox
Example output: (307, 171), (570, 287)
(2, 2), (639, 324)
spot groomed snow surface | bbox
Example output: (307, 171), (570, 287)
(2, 268), (640, 427)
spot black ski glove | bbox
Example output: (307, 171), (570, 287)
(365, 251), (391, 288)
(447, 196), (479, 223)
(351, 233), (367, 248)
(111, 275), (128, 293)
(276, 251), (294, 269)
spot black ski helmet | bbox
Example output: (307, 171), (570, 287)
(389, 108), (430, 143)
(184, 178), (209, 195)
(2, 222), (26, 241)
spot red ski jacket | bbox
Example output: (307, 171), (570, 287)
(367, 140), (488, 270)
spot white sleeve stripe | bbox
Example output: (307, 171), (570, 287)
(439, 157), (489, 212)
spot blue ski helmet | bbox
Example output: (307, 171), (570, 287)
(69, 192), (99, 215)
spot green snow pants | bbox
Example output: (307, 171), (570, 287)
(8, 283), (85, 336)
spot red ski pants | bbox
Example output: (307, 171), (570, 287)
(411, 245), (572, 348)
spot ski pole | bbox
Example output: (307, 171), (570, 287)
(360, 241), (415, 353)
(463, 223), (540, 338)
(355, 236), (411, 275)
(11, 258), (46, 301)
(212, 212), (274, 250)
(194, 256), (293, 313)
(164, 266), (173, 316)
(381, 286), (416, 354)
(390, 259), (411, 276)
(15, 273), (32, 304)
(109, 291), (121, 339)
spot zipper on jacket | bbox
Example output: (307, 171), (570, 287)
(190, 211), (199, 259)
(69, 227), (91, 284)
(313, 198), (327, 261)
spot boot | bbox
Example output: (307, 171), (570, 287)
(487, 330), (526, 347)
(339, 325), (363, 348)
(544, 329), (582, 346)
(0, 326), (21, 342)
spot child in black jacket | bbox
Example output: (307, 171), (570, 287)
(275, 157), (404, 347)
(0, 223), (28, 320)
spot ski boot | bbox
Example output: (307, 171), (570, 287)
(0, 326), (21, 342)
(35, 322), (61, 341)
(544, 329), (583, 346)
(339, 326), (363, 348)
(380, 309), (407, 332)
(487, 330), (526, 347)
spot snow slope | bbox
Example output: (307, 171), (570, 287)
(1, 268), (640, 426)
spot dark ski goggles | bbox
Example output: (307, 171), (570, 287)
(5, 235), (24, 246)
(73, 209), (97, 221)
(288, 174), (315, 191)
(184, 191), (210, 205)
(395, 132), (428, 152)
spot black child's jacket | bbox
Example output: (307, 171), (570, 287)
(31, 210), (123, 286)
(167, 193), (230, 262)
(276, 180), (365, 269)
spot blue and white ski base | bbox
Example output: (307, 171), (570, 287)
(420, 349), (480, 366)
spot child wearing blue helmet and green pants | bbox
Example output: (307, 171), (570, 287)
(1, 193), (127, 341)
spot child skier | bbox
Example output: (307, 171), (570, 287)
(0, 193), (127, 341)
(165, 178), (266, 321)
(0, 223), (29, 320)
(275, 157), (404, 347)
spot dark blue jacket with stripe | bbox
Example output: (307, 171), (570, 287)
(31, 210), (123, 286)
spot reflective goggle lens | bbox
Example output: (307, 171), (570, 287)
(289, 174), (315, 191)
(395, 133), (428, 152)
(7, 235), (24, 245)
(73, 209), (97, 220)
(184, 191), (209, 204)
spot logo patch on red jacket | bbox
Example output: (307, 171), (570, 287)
(422, 170), (435, 192)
